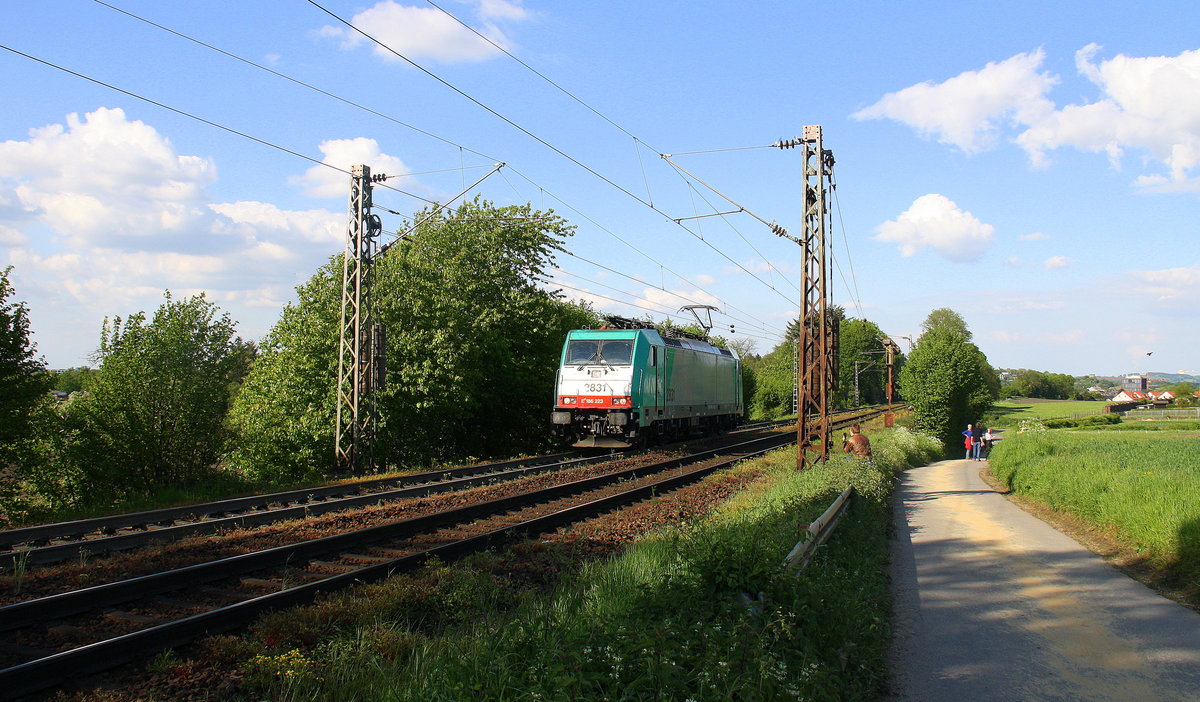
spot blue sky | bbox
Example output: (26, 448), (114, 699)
(2, 1), (1197, 377)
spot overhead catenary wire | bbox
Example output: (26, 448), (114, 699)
(666, 167), (800, 296)
(307, 0), (798, 309)
(543, 277), (779, 344)
(0, 43), (440, 206)
(553, 254), (785, 340)
(831, 179), (866, 319)
(90, 0), (500, 164)
(428, 0), (805, 297)
(87, 0), (793, 340)
(505, 165), (789, 338)
(67, 1), (796, 342)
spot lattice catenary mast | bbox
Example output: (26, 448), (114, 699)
(774, 126), (836, 470)
(335, 165), (387, 473)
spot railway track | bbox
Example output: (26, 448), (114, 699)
(0, 419), (795, 570)
(0, 451), (603, 570)
(0, 406), (890, 699)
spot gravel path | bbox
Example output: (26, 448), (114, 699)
(888, 458), (1200, 702)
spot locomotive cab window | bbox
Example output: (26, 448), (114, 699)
(566, 341), (598, 365)
(567, 340), (632, 366)
(600, 341), (632, 365)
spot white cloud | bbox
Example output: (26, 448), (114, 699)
(478, 0), (528, 22)
(1018, 45), (1200, 182)
(1003, 256), (1022, 267)
(0, 107), (218, 251)
(641, 286), (720, 310)
(873, 194), (994, 262)
(1043, 255), (1072, 270)
(210, 201), (341, 246)
(291, 138), (414, 199)
(321, 0), (524, 64)
(0, 224), (28, 247)
(1019, 232), (1047, 241)
(1129, 263), (1200, 303)
(851, 50), (1057, 153)
(0, 108), (346, 363)
(858, 45), (1200, 185)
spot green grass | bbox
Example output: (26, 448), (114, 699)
(231, 428), (942, 701)
(982, 399), (1109, 428)
(989, 431), (1200, 586)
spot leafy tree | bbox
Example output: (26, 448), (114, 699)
(50, 366), (94, 393)
(0, 266), (50, 455)
(1006, 369), (1075, 399)
(898, 325), (997, 448)
(920, 307), (972, 341)
(747, 339), (794, 420)
(71, 292), (244, 499)
(783, 304), (845, 342)
(226, 198), (599, 480)
(223, 262), (342, 481)
(838, 318), (888, 407)
(1166, 381), (1197, 406)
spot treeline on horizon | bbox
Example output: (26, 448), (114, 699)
(2, 199), (1000, 526)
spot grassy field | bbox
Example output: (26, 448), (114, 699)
(214, 427), (942, 702)
(989, 430), (1200, 589)
(981, 399), (1109, 428)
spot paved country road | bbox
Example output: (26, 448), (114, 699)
(888, 459), (1200, 702)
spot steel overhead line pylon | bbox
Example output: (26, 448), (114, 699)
(335, 165), (385, 473)
(795, 125), (835, 470)
(883, 337), (900, 427)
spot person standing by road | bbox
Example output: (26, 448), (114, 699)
(962, 424), (975, 460)
(982, 427), (995, 459)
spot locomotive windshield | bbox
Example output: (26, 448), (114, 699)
(566, 339), (633, 366)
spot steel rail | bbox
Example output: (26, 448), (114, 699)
(0, 451), (598, 568)
(0, 432), (794, 699)
(0, 415), (809, 568)
(0, 410), (879, 568)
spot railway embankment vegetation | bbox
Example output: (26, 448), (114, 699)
(176, 426), (941, 701)
(990, 427), (1200, 598)
(0, 200), (599, 527)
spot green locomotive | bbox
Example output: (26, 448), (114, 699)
(551, 325), (743, 448)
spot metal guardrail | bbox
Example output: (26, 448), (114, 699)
(784, 486), (853, 571)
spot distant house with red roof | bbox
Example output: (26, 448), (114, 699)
(1111, 389), (1151, 403)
